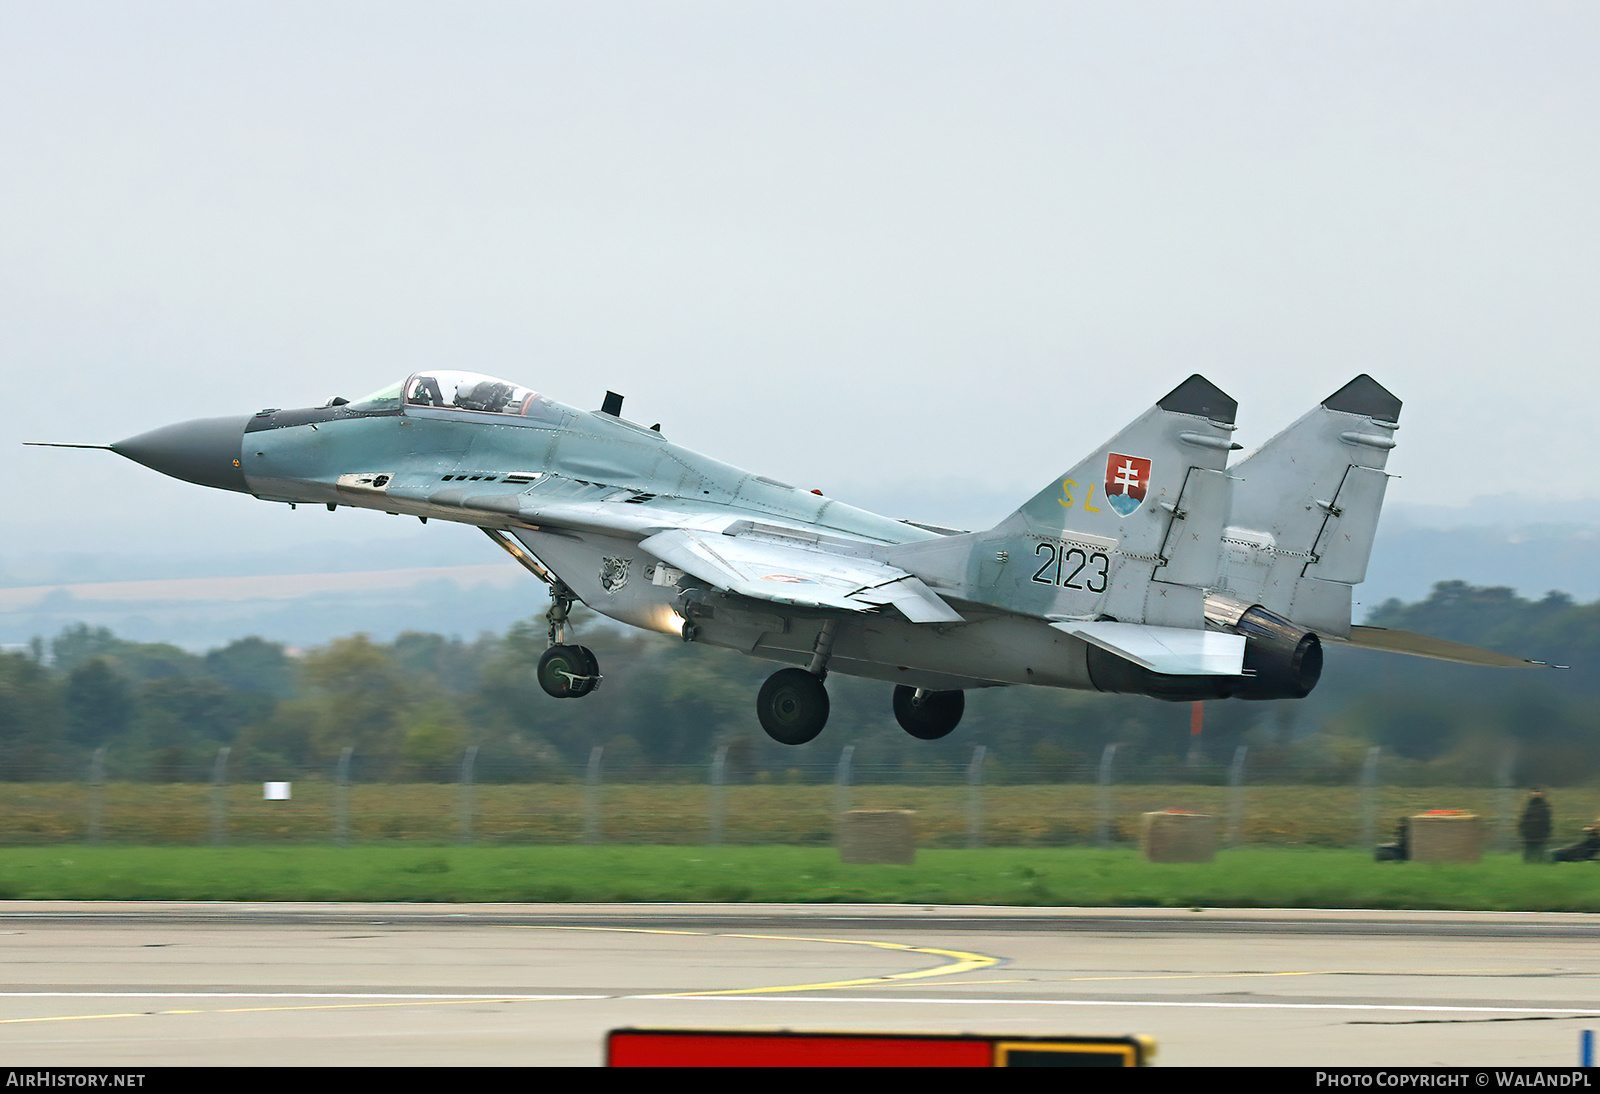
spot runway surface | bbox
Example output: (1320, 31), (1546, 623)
(1, 902), (1596, 1067)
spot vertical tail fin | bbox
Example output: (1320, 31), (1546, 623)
(890, 375), (1240, 627)
(1220, 375), (1401, 634)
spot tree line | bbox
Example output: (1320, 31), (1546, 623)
(1, 580), (1596, 785)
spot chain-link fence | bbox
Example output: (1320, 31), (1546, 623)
(5, 742), (1596, 850)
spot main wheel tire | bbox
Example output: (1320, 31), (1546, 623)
(569, 645), (600, 697)
(892, 685), (965, 740)
(757, 668), (830, 746)
(538, 644), (599, 699)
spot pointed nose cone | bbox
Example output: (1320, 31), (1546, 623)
(112, 415), (251, 493)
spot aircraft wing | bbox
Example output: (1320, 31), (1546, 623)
(371, 477), (962, 622)
(639, 528), (964, 623)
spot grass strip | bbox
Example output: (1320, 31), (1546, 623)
(1, 846), (1597, 910)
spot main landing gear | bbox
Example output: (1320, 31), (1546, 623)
(892, 685), (964, 740)
(751, 620), (968, 746)
(536, 585), (602, 700)
(756, 619), (837, 746)
(756, 668), (830, 745)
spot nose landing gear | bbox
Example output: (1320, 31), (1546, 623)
(536, 584), (602, 699)
(537, 644), (601, 698)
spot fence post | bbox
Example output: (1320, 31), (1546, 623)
(583, 746), (604, 845)
(1358, 746), (1381, 851)
(1095, 743), (1118, 848)
(459, 745), (478, 844)
(210, 746), (230, 847)
(1494, 740), (1518, 854)
(1227, 745), (1248, 847)
(335, 746), (353, 847)
(966, 745), (986, 849)
(834, 744), (854, 819)
(708, 744), (728, 846)
(87, 746), (106, 845)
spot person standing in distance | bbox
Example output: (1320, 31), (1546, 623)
(1518, 788), (1553, 863)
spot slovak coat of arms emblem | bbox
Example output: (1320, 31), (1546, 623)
(599, 556), (631, 593)
(1103, 452), (1152, 517)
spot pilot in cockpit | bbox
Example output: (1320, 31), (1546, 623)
(408, 375), (446, 407)
(455, 380), (515, 414)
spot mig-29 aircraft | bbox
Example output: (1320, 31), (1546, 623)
(30, 372), (1550, 746)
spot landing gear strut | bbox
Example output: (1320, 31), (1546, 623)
(536, 583), (601, 699)
(756, 620), (837, 745)
(478, 529), (602, 700)
(892, 685), (964, 740)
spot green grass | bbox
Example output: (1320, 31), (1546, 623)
(2, 846), (1597, 910)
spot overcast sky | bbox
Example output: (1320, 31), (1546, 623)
(5, 2), (1598, 566)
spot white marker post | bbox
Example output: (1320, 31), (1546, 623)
(264, 782), (291, 800)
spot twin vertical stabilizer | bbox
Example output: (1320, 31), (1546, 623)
(888, 375), (1244, 631)
(1219, 375), (1402, 636)
(888, 373), (1402, 644)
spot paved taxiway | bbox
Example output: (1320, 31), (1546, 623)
(0, 902), (1596, 1066)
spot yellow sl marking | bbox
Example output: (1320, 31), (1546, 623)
(1056, 478), (1103, 511)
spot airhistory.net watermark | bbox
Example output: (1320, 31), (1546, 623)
(5, 1075), (145, 1088)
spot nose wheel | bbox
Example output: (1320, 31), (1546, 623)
(892, 685), (964, 740)
(757, 668), (830, 745)
(536, 583), (601, 698)
(538, 644), (601, 698)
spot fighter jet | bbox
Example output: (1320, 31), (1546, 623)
(29, 371), (1553, 746)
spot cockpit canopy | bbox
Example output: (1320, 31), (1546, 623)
(351, 371), (551, 418)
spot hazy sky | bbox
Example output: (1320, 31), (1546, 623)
(6, 2), (1598, 565)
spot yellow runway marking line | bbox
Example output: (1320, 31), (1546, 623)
(657, 933), (999, 997)
(0, 1011), (148, 1026)
(515, 924), (1001, 998)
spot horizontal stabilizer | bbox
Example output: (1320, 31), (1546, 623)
(640, 529), (964, 623)
(1053, 621), (1246, 676)
(1340, 627), (1563, 669)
